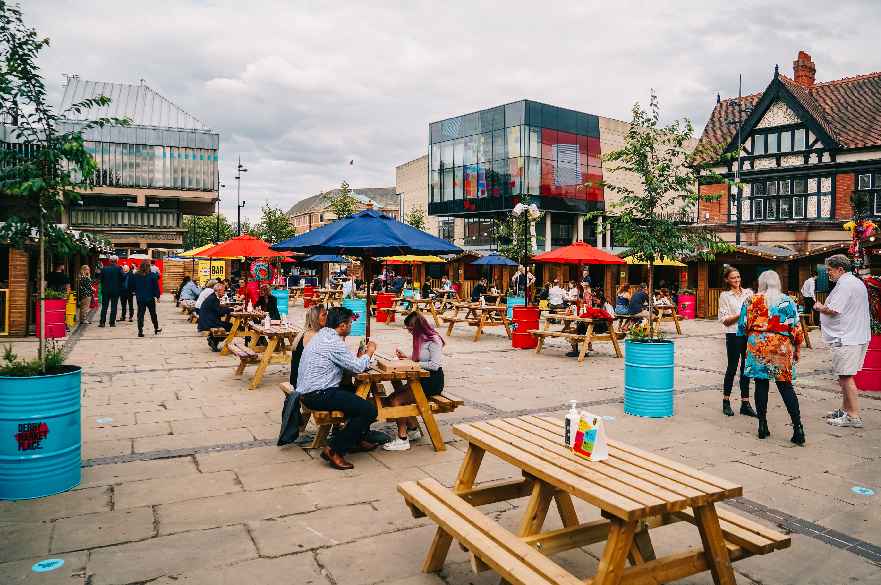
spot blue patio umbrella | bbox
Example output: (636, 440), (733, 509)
(304, 255), (351, 264)
(273, 208), (462, 337)
(470, 252), (519, 266)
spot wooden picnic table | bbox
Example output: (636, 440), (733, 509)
(443, 302), (512, 341)
(379, 296), (442, 327)
(433, 289), (460, 312)
(531, 313), (623, 363)
(238, 321), (302, 390)
(400, 415), (789, 585)
(219, 310), (266, 356)
(798, 313), (816, 349)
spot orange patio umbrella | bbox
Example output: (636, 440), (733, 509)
(199, 234), (293, 259)
(533, 241), (625, 265)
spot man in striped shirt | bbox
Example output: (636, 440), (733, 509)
(297, 306), (378, 469)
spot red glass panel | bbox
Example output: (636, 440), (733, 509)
(587, 137), (601, 167)
(541, 129), (557, 160)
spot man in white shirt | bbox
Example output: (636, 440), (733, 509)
(548, 280), (566, 310)
(194, 279), (218, 311)
(801, 273), (816, 324)
(814, 254), (870, 428)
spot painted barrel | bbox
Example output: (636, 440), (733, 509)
(506, 296), (526, 319)
(0, 367), (81, 500)
(375, 293), (395, 323)
(65, 294), (77, 328)
(511, 306), (540, 349)
(34, 299), (68, 339)
(512, 332), (537, 349)
(342, 298), (367, 337)
(303, 286), (316, 308)
(677, 294), (696, 320)
(624, 340), (675, 417)
(512, 306), (540, 322)
(271, 289), (289, 318)
(855, 334), (881, 392)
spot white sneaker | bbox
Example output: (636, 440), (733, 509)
(407, 428), (422, 442)
(827, 413), (864, 428)
(382, 437), (411, 451)
(822, 409), (845, 420)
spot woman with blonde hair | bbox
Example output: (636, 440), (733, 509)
(77, 265), (94, 325)
(738, 270), (805, 445)
(290, 304), (327, 388)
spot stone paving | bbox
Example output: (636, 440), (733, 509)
(1, 296), (879, 584)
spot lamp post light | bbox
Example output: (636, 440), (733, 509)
(725, 74), (754, 246)
(235, 157), (248, 235)
(216, 182), (226, 243)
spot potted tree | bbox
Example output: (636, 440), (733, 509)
(599, 92), (727, 417)
(0, 3), (123, 499)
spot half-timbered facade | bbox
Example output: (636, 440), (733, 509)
(695, 51), (881, 253)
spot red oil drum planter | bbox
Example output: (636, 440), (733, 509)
(35, 299), (68, 339)
(375, 293), (396, 323)
(511, 306), (540, 349)
(302, 285), (316, 308)
(855, 334), (881, 392)
(677, 294), (696, 320)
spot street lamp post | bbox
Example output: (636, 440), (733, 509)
(726, 74), (753, 246)
(235, 157), (248, 235)
(216, 182), (226, 242)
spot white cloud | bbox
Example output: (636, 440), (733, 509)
(24, 0), (881, 221)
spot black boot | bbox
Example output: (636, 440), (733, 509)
(757, 418), (770, 439)
(722, 399), (734, 417)
(740, 401), (757, 417)
(790, 423), (805, 446)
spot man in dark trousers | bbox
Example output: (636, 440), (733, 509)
(198, 282), (233, 351)
(99, 256), (124, 327)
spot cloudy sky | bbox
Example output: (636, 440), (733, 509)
(26, 0), (881, 221)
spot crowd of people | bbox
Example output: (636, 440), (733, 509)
(718, 254), (872, 445)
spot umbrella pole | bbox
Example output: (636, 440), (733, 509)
(364, 256), (372, 341)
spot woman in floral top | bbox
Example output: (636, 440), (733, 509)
(77, 265), (94, 325)
(738, 269), (805, 445)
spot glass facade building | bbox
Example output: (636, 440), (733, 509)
(428, 100), (603, 217)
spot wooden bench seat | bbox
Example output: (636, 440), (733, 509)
(200, 327), (228, 337)
(229, 341), (260, 376)
(399, 478), (583, 585)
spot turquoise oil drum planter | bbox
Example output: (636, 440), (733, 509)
(0, 366), (81, 500)
(624, 339), (675, 417)
(271, 289), (289, 318)
(342, 298), (367, 337)
(506, 296), (525, 319)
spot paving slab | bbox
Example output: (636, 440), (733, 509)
(150, 553), (328, 585)
(82, 439), (132, 460)
(86, 525), (257, 585)
(77, 457), (200, 489)
(0, 551), (87, 585)
(83, 421), (172, 442)
(51, 507), (155, 553)
(0, 521), (51, 563)
(195, 444), (311, 472)
(113, 470), (241, 509)
(132, 428), (254, 453)
(0, 487), (110, 522)
(235, 453), (387, 491)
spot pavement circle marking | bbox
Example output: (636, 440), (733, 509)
(32, 559), (64, 573)
(851, 486), (875, 496)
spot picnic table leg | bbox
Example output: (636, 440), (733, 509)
(422, 444), (485, 573)
(578, 323), (593, 364)
(502, 315), (512, 338)
(627, 522), (657, 565)
(609, 321), (623, 358)
(535, 318), (551, 354)
(429, 303), (441, 327)
(473, 314), (484, 342)
(554, 492), (580, 528)
(592, 518), (638, 585)
(411, 379), (445, 452)
(673, 308), (682, 334)
(517, 481), (556, 537)
(220, 317), (240, 356)
(694, 503), (737, 585)
(249, 336), (278, 390)
(800, 314), (813, 349)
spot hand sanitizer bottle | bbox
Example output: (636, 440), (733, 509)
(564, 400), (579, 448)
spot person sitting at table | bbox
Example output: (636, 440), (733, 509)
(297, 306), (378, 470)
(654, 288), (673, 307)
(198, 282), (234, 351)
(177, 276), (201, 306)
(470, 277), (488, 302)
(614, 284), (632, 315)
(290, 304), (327, 387)
(193, 279), (218, 315)
(566, 303), (615, 357)
(537, 281), (550, 302)
(382, 312), (446, 451)
(390, 273), (405, 295)
(440, 276), (452, 291)
(255, 284), (281, 320)
(565, 281), (580, 305)
(548, 279), (566, 311)
(420, 281), (433, 299)
(628, 283), (650, 318)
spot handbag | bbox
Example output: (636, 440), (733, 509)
(277, 391), (302, 446)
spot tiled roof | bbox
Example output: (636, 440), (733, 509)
(287, 187), (397, 215)
(696, 70), (881, 162)
(59, 77), (210, 131)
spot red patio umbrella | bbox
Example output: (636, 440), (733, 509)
(533, 241), (625, 265)
(199, 234), (293, 259)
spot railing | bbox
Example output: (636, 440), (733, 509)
(70, 207), (181, 229)
(707, 288), (722, 319)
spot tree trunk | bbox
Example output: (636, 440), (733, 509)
(39, 217), (46, 370)
(647, 259), (655, 340)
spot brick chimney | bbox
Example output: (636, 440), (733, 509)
(793, 51), (816, 87)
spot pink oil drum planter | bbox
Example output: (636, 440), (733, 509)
(34, 299), (68, 339)
(677, 294), (696, 320)
(854, 334), (881, 392)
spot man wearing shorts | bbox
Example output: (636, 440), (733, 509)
(814, 254), (871, 428)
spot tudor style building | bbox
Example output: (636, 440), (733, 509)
(696, 51), (881, 252)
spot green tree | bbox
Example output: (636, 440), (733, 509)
(600, 91), (727, 339)
(404, 207), (426, 231)
(0, 1), (125, 365)
(328, 180), (358, 219)
(182, 213), (236, 249)
(494, 200), (543, 264)
(252, 202), (296, 243)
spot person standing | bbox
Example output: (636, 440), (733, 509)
(801, 272), (817, 325)
(717, 266), (756, 417)
(76, 265), (93, 325)
(132, 260), (162, 337)
(46, 263), (70, 295)
(814, 254), (870, 428)
(99, 256), (123, 327)
(738, 270), (805, 445)
(119, 264), (135, 322)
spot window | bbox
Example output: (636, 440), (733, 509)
(794, 129), (806, 150)
(767, 133), (779, 154)
(779, 197), (791, 219)
(766, 198), (777, 219)
(438, 218), (455, 242)
(753, 135), (765, 155)
(752, 198), (764, 219)
(779, 180), (791, 195)
(794, 178), (807, 194)
(780, 131), (792, 153)
(767, 181), (778, 196)
(793, 196), (805, 218)
(464, 218), (495, 247)
(858, 173), (872, 190)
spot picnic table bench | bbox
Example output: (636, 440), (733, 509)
(219, 310), (265, 356)
(278, 362), (464, 451)
(531, 314), (622, 363)
(400, 415), (790, 585)
(652, 304), (682, 334)
(442, 302), (512, 341)
(377, 296), (442, 327)
(231, 322), (302, 390)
